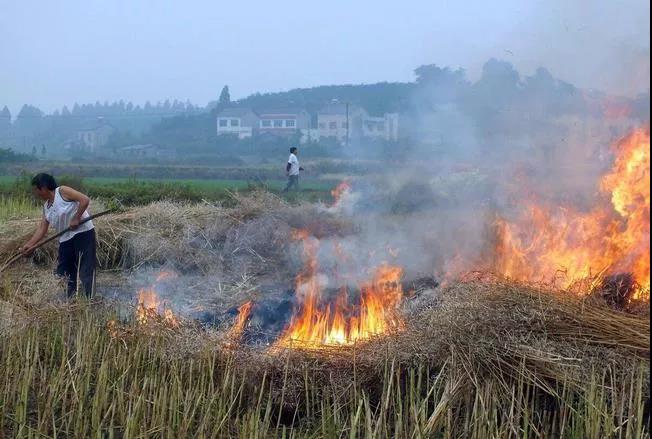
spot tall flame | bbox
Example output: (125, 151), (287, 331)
(494, 128), (650, 298)
(275, 230), (404, 348)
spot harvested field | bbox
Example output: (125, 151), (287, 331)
(0, 193), (649, 437)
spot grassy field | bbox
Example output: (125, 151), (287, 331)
(0, 175), (336, 225)
(0, 195), (40, 223)
(0, 175), (335, 192)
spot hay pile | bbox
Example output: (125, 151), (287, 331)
(180, 278), (647, 417)
(1, 193), (649, 402)
(0, 191), (352, 283)
(403, 279), (649, 385)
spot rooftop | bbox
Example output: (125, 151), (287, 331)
(216, 107), (258, 118)
(256, 107), (308, 116)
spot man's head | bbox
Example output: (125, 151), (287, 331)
(31, 173), (57, 200)
(290, 147), (298, 155)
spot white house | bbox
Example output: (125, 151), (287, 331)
(216, 108), (259, 139)
(257, 108), (311, 139)
(317, 103), (399, 143)
(216, 107), (314, 143)
(317, 103), (366, 143)
(362, 113), (399, 141)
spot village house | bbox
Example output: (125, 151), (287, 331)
(316, 103), (367, 143)
(216, 107), (313, 142)
(216, 107), (259, 139)
(362, 113), (399, 141)
(317, 103), (399, 143)
(256, 107), (311, 138)
(215, 104), (399, 145)
(75, 117), (116, 152)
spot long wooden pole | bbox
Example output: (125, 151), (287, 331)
(0, 209), (115, 273)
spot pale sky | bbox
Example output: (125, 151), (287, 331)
(1, 0), (649, 115)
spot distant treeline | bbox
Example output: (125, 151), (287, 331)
(0, 100), (200, 153)
(0, 147), (34, 163)
(2, 59), (649, 161)
(126, 60), (650, 163)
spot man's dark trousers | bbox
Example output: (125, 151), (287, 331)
(56, 229), (96, 298)
(283, 175), (299, 192)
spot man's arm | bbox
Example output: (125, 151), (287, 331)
(59, 186), (90, 229)
(21, 216), (49, 255)
(286, 162), (292, 173)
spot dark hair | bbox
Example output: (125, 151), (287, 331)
(31, 173), (57, 190)
(290, 147), (297, 153)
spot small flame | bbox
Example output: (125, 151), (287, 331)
(228, 301), (253, 340)
(135, 271), (180, 327)
(330, 181), (351, 207)
(275, 230), (404, 348)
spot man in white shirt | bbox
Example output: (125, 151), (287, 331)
(283, 147), (304, 192)
(20, 173), (97, 298)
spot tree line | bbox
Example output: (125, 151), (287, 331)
(2, 58), (648, 161)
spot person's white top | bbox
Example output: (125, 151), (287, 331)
(288, 153), (300, 176)
(43, 187), (94, 243)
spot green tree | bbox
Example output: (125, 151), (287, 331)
(0, 147), (33, 163)
(15, 104), (44, 135)
(41, 144), (46, 156)
(31, 145), (37, 155)
(218, 85), (231, 109)
(0, 106), (10, 133)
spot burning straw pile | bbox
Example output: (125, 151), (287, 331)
(0, 272), (648, 437)
(0, 179), (649, 436)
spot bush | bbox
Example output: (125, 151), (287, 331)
(57, 175), (86, 192)
(0, 148), (34, 163)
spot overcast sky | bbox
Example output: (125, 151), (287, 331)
(1, 0), (649, 114)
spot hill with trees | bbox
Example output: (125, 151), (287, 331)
(0, 100), (199, 154)
(2, 59), (648, 162)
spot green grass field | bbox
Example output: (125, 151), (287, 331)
(0, 175), (336, 225)
(0, 175), (334, 191)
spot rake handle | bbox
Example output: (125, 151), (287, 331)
(1, 209), (115, 272)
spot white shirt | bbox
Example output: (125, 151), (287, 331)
(43, 187), (94, 242)
(288, 153), (300, 176)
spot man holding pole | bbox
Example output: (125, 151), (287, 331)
(20, 173), (97, 298)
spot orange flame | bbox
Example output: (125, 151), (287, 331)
(494, 128), (650, 298)
(227, 301), (253, 340)
(136, 271), (180, 327)
(330, 181), (351, 207)
(275, 231), (404, 348)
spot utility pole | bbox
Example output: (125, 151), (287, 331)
(345, 102), (349, 147)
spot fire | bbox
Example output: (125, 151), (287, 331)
(330, 181), (351, 207)
(227, 301), (253, 340)
(275, 230), (404, 348)
(494, 128), (650, 298)
(136, 271), (180, 327)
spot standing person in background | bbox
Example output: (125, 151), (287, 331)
(283, 147), (304, 192)
(20, 173), (97, 298)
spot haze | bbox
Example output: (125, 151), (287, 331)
(1, 0), (649, 114)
